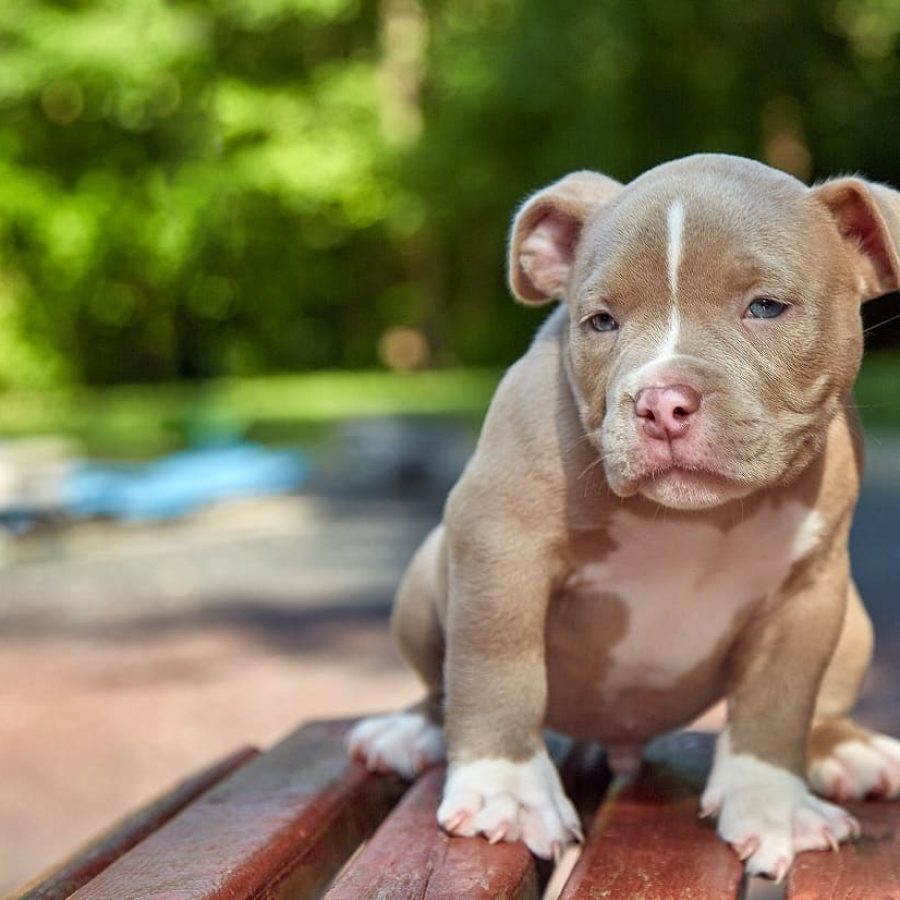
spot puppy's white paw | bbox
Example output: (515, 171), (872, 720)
(808, 733), (900, 801)
(702, 732), (858, 881)
(346, 712), (446, 779)
(436, 751), (583, 859)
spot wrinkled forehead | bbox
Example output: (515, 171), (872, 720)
(575, 159), (819, 297)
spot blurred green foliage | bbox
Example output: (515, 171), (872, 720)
(2, 0), (900, 388)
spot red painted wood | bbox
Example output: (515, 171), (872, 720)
(67, 719), (407, 900)
(324, 766), (540, 900)
(325, 737), (611, 900)
(15, 745), (260, 900)
(788, 800), (900, 899)
(558, 732), (745, 900)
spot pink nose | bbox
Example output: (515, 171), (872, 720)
(634, 384), (701, 440)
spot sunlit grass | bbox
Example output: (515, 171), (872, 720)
(0, 353), (896, 459)
(0, 368), (503, 457)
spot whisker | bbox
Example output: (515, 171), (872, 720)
(582, 467), (595, 499)
(577, 456), (606, 482)
(863, 312), (900, 336)
(566, 431), (597, 455)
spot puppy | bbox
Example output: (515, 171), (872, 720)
(348, 154), (900, 880)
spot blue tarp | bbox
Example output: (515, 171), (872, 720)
(63, 442), (309, 521)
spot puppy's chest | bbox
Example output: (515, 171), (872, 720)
(556, 502), (823, 687)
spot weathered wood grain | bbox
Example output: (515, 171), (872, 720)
(559, 731), (745, 900)
(788, 800), (900, 899)
(324, 735), (610, 900)
(66, 719), (407, 900)
(13, 745), (260, 900)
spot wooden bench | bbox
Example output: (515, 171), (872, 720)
(13, 720), (900, 899)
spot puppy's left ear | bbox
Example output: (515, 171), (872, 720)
(812, 177), (900, 300)
(509, 170), (622, 304)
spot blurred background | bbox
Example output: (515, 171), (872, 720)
(2, 0), (900, 892)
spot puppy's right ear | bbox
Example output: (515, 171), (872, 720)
(508, 171), (622, 304)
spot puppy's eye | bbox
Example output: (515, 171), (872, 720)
(746, 298), (786, 319)
(589, 312), (619, 332)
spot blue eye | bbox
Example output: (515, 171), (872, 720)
(589, 312), (619, 332)
(747, 298), (786, 319)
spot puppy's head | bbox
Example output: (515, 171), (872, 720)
(509, 154), (900, 510)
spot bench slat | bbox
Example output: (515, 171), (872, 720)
(14, 745), (260, 900)
(325, 736), (610, 900)
(558, 732), (745, 900)
(324, 766), (541, 900)
(67, 720), (407, 900)
(787, 800), (900, 899)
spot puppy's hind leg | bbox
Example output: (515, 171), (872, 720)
(347, 526), (448, 779)
(808, 582), (900, 800)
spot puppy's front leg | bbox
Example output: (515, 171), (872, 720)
(436, 525), (581, 858)
(702, 551), (860, 881)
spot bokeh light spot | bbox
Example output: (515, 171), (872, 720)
(41, 80), (84, 125)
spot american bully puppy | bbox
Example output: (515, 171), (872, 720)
(347, 153), (900, 880)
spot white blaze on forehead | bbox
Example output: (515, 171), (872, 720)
(666, 198), (685, 299)
(654, 198), (684, 361)
(616, 198), (686, 393)
(658, 301), (680, 359)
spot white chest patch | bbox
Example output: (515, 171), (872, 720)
(566, 502), (824, 690)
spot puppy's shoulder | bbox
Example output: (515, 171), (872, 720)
(478, 306), (570, 449)
(446, 307), (574, 528)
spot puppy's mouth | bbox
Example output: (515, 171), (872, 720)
(613, 461), (753, 510)
(649, 462), (733, 481)
(648, 464), (741, 489)
(621, 465), (752, 511)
